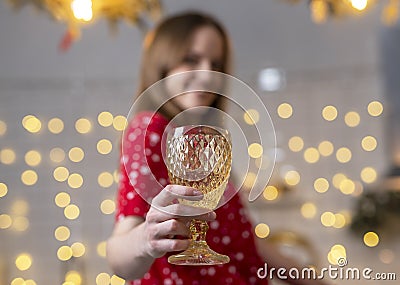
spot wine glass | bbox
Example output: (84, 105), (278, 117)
(165, 125), (232, 265)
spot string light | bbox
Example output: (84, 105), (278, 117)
(98, 111), (114, 127)
(248, 143), (263, 158)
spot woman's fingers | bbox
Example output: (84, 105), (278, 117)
(152, 219), (190, 238)
(164, 203), (215, 219)
(148, 238), (191, 258)
(152, 185), (203, 207)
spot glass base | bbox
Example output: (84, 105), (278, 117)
(168, 240), (230, 266)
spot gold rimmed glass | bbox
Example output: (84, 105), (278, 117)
(165, 125), (232, 265)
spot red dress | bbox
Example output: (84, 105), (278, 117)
(116, 111), (268, 285)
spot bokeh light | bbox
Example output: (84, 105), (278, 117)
(97, 139), (113, 155)
(363, 231), (379, 247)
(110, 275), (125, 285)
(304, 147), (320, 163)
(301, 202), (317, 219)
(277, 103), (293, 119)
(97, 241), (107, 258)
(65, 270), (82, 285)
(98, 172), (114, 188)
(379, 249), (395, 264)
(64, 204), (80, 220)
(367, 101), (383, 117)
(321, 211), (335, 227)
(284, 170), (300, 186)
(332, 173), (347, 189)
(361, 135), (377, 152)
(339, 179), (355, 195)
(98, 111), (114, 127)
(0, 214), (12, 229)
(68, 147), (85, 163)
(0, 148), (16, 164)
(288, 136), (304, 152)
(53, 167), (70, 182)
(333, 213), (346, 229)
(12, 216), (29, 232)
(22, 115), (42, 133)
(21, 170), (38, 186)
(25, 150), (42, 167)
(344, 111), (360, 127)
(100, 199), (115, 215)
(11, 200), (29, 216)
(48, 118), (64, 134)
(360, 167), (377, 183)
(243, 172), (257, 189)
(243, 109), (260, 125)
(113, 115), (127, 131)
(50, 147), (66, 163)
(318, 140), (334, 157)
(328, 244), (347, 265)
(54, 226), (71, 241)
(67, 173), (83, 189)
(322, 105), (338, 121)
(0, 182), (8, 198)
(0, 120), (7, 135)
(96, 273), (111, 285)
(248, 143), (263, 158)
(314, 177), (329, 193)
(71, 242), (86, 257)
(15, 253), (32, 271)
(75, 118), (92, 134)
(255, 223), (270, 238)
(336, 147), (352, 163)
(263, 185), (279, 201)
(57, 246), (73, 261)
(55, 192), (71, 208)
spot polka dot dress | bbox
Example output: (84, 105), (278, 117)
(116, 112), (269, 285)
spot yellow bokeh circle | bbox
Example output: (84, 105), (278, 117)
(21, 170), (38, 186)
(243, 109), (260, 125)
(364, 231), (379, 247)
(322, 105), (338, 121)
(98, 111), (114, 127)
(255, 223), (270, 238)
(288, 136), (304, 152)
(55, 226), (71, 241)
(277, 103), (293, 119)
(367, 101), (383, 117)
(75, 118), (92, 134)
(15, 253), (32, 271)
(97, 139), (113, 155)
(57, 246), (73, 261)
(48, 118), (64, 134)
(24, 150), (42, 167)
(64, 204), (80, 220)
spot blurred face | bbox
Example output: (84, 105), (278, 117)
(165, 25), (224, 110)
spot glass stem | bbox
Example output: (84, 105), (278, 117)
(189, 219), (209, 242)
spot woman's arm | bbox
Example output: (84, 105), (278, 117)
(106, 185), (216, 281)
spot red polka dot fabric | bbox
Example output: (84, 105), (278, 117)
(116, 112), (268, 285)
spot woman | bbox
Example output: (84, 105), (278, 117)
(106, 11), (328, 285)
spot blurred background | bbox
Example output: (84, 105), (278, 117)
(0, 0), (399, 284)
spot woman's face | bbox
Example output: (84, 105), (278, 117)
(165, 25), (224, 110)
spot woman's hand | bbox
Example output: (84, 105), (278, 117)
(143, 184), (216, 258)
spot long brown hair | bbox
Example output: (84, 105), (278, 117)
(136, 11), (232, 119)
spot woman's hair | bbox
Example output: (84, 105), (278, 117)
(136, 11), (232, 119)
